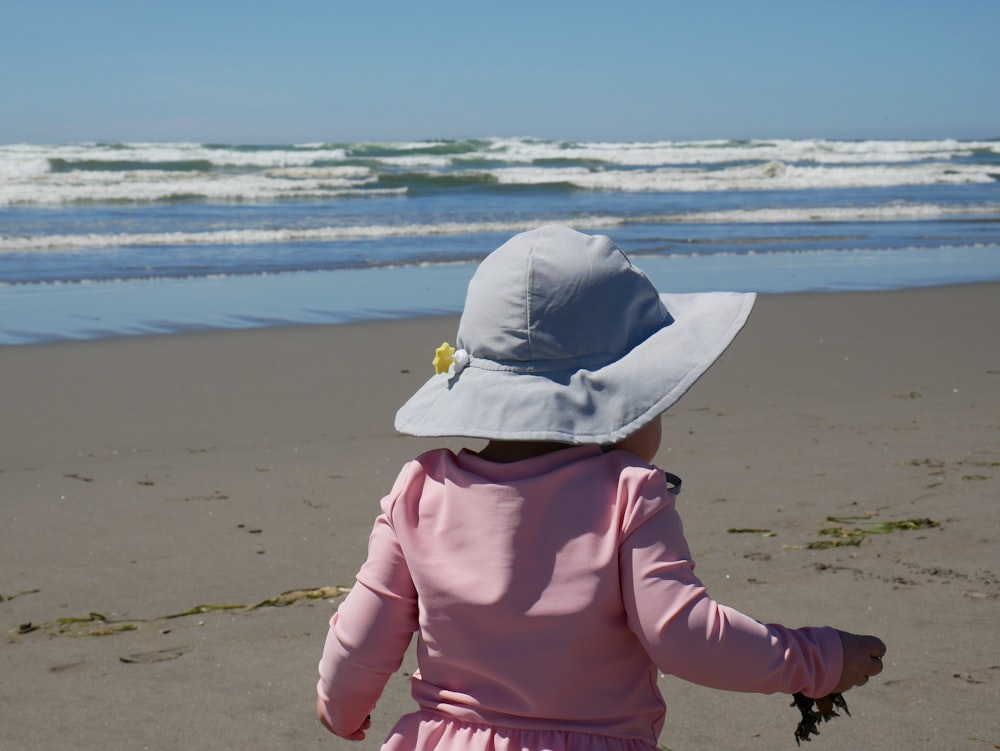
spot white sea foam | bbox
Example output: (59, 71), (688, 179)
(0, 216), (625, 253)
(264, 166), (374, 179)
(0, 169), (382, 206)
(3, 203), (995, 254)
(460, 137), (1000, 166)
(394, 155), (464, 168)
(664, 203), (1000, 224)
(0, 160), (976, 204)
(0, 141), (350, 169)
(2, 137), (997, 205)
(487, 161), (997, 192)
(0, 150), (52, 179)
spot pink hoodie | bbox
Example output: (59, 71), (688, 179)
(318, 446), (841, 749)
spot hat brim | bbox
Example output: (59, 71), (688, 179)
(394, 291), (756, 444)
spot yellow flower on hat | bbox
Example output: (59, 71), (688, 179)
(433, 342), (456, 374)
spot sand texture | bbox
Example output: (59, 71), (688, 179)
(2, 284), (998, 750)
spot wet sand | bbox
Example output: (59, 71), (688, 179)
(2, 284), (998, 750)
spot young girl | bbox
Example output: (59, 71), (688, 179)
(317, 225), (885, 750)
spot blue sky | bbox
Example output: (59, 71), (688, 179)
(3, 0), (998, 144)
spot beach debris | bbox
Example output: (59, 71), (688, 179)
(963, 590), (999, 601)
(0, 588), (40, 603)
(790, 691), (850, 744)
(182, 490), (229, 501)
(120, 646), (190, 664)
(8, 585), (354, 638)
(63, 472), (94, 482)
(952, 665), (1000, 684)
(727, 527), (778, 537)
(906, 457), (996, 488)
(55, 612), (138, 636)
(250, 585), (351, 609)
(48, 659), (87, 673)
(57, 611), (110, 625)
(806, 515), (939, 549)
(165, 604), (245, 619)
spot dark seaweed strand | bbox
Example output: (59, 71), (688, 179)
(791, 692), (850, 745)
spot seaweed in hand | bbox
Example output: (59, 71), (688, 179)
(790, 692), (850, 744)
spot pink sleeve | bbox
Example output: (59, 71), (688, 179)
(317, 494), (418, 739)
(620, 483), (843, 698)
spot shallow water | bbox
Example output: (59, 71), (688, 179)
(2, 137), (998, 344)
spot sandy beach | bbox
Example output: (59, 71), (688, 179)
(2, 283), (998, 750)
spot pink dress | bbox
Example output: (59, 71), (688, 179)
(317, 447), (842, 750)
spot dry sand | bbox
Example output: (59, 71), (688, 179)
(2, 284), (998, 750)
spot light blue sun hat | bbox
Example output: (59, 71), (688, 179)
(395, 225), (755, 444)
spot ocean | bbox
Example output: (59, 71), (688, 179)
(1, 137), (998, 345)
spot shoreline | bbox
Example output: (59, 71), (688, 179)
(2, 284), (998, 749)
(4, 245), (1000, 346)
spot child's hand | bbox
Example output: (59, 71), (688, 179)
(349, 714), (373, 741)
(832, 630), (886, 694)
(316, 697), (372, 740)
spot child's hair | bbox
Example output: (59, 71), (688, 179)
(395, 224), (755, 443)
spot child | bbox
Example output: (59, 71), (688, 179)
(317, 225), (885, 749)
